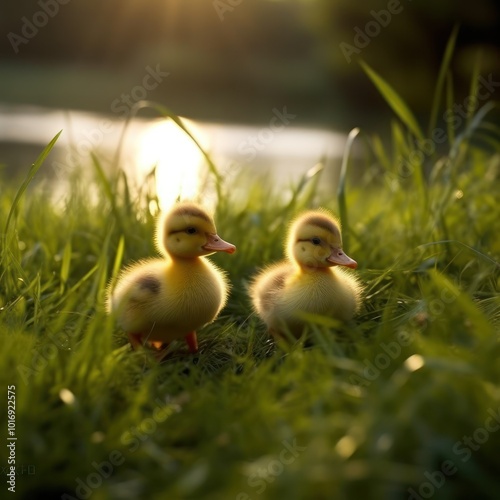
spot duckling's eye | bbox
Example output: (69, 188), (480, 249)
(186, 227), (197, 235)
(311, 237), (321, 245)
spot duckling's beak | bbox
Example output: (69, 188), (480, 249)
(203, 233), (236, 254)
(327, 247), (357, 269)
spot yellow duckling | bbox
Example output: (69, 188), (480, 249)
(107, 202), (236, 356)
(250, 209), (362, 336)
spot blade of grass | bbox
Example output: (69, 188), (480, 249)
(297, 161), (325, 210)
(466, 51), (482, 125)
(91, 153), (124, 233)
(370, 134), (391, 171)
(89, 226), (114, 305)
(115, 100), (223, 203)
(360, 61), (423, 141)
(4, 131), (62, 237)
(391, 120), (410, 171)
(285, 160), (324, 214)
(32, 273), (42, 330)
(59, 240), (72, 294)
(419, 240), (500, 268)
(445, 71), (455, 147)
(450, 101), (498, 160)
(428, 270), (494, 337)
(150, 102), (223, 202)
(111, 235), (125, 282)
(338, 128), (360, 253)
(428, 25), (459, 135)
(51, 265), (99, 310)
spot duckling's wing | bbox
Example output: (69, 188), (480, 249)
(134, 274), (162, 295)
(250, 262), (290, 315)
(109, 260), (164, 314)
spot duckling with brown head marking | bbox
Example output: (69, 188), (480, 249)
(250, 209), (362, 336)
(107, 202), (236, 359)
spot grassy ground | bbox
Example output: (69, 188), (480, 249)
(1, 67), (500, 500)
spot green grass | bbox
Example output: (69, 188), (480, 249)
(1, 65), (500, 500)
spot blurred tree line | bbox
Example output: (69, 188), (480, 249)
(0, 0), (498, 128)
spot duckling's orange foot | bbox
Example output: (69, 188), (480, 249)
(185, 331), (199, 353)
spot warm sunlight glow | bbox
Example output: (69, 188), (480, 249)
(404, 354), (425, 372)
(136, 119), (206, 209)
(335, 435), (356, 459)
(59, 388), (76, 406)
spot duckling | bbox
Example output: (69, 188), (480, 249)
(250, 209), (362, 336)
(107, 202), (236, 357)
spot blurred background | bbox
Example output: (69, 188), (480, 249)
(1, 0), (499, 204)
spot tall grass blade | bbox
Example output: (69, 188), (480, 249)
(284, 161), (324, 214)
(391, 120), (410, 162)
(151, 103), (223, 200)
(450, 101), (498, 160)
(428, 270), (494, 337)
(111, 235), (125, 282)
(59, 240), (72, 294)
(338, 128), (360, 253)
(466, 51), (482, 125)
(428, 25), (459, 135)
(91, 153), (123, 232)
(4, 131), (62, 237)
(360, 61), (423, 141)
(419, 240), (500, 268)
(370, 134), (391, 171)
(445, 71), (455, 147)
(115, 100), (223, 203)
